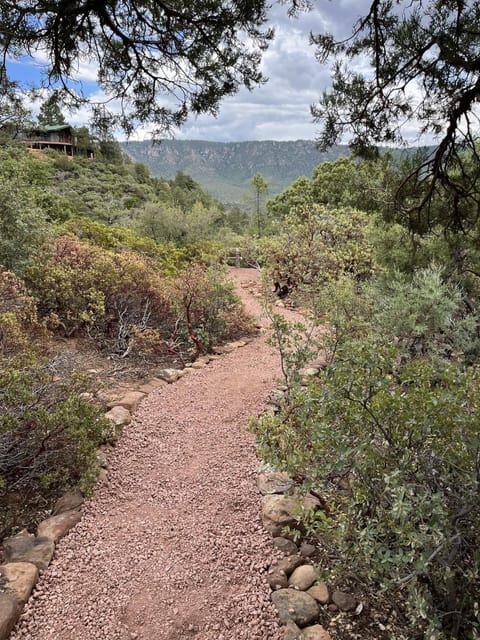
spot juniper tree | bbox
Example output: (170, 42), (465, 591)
(312, 0), (480, 232)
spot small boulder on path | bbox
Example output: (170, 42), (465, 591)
(52, 489), (84, 515)
(0, 592), (19, 640)
(271, 589), (319, 626)
(307, 583), (329, 604)
(3, 533), (54, 571)
(262, 494), (319, 536)
(266, 570), (288, 591)
(301, 624), (332, 640)
(262, 495), (299, 536)
(157, 368), (183, 383)
(104, 405), (131, 427)
(282, 621), (303, 640)
(37, 510), (82, 542)
(0, 562), (38, 604)
(110, 391), (146, 412)
(138, 378), (165, 394)
(258, 471), (294, 495)
(331, 590), (357, 612)
(288, 565), (319, 591)
(273, 537), (298, 555)
(299, 542), (316, 558)
(271, 555), (303, 577)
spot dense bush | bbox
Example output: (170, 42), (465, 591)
(24, 236), (250, 358)
(0, 361), (107, 538)
(261, 203), (374, 298)
(0, 269), (46, 358)
(252, 337), (480, 638)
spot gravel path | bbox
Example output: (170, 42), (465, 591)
(11, 269), (295, 640)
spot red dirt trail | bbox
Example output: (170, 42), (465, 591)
(11, 268), (300, 640)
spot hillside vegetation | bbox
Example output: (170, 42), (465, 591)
(250, 154), (480, 640)
(0, 139), (252, 539)
(120, 139), (350, 205)
(1, 131), (479, 639)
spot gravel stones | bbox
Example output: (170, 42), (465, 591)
(37, 511), (82, 543)
(288, 565), (319, 591)
(0, 563), (38, 605)
(0, 592), (19, 640)
(3, 534), (54, 571)
(271, 589), (319, 626)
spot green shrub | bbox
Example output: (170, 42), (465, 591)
(0, 269), (46, 359)
(261, 204), (374, 302)
(252, 338), (480, 638)
(0, 361), (107, 538)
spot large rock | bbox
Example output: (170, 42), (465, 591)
(262, 495), (299, 536)
(289, 565), (319, 591)
(157, 368), (183, 383)
(271, 589), (319, 627)
(307, 583), (329, 605)
(138, 377), (165, 394)
(110, 391), (145, 412)
(0, 562), (38, 604)
(37, 510), (82, 542)
(53, 489), (84, 515)
(0, 593), (19, 640)
(299, 542), (316, 558)
(301, 625), (331, 640)
(3, 534), (54, 571)
(262, 494), (319, 536)
(257, 472), (295, 495)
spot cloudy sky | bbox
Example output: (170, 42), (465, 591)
(8, 0), (377, 142)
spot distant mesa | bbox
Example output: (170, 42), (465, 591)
(120, 139), (351, 205)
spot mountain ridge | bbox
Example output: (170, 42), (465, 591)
(120, 139), (351, 205)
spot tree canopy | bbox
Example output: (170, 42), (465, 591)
(0, 0), (305, 135)
(37, 90), (67, 126)
(312, 0), (480, 230)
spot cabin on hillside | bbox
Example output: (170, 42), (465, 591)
(19, 124), (94, 158)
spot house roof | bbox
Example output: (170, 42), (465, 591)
(43, 124), (71, 131)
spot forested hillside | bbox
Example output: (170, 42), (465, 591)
(0, 139), (253, 541)
(120, 139), (350, 204)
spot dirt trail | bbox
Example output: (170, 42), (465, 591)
(11, 268), (300, 640)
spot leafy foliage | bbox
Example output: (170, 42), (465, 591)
(0, 361), (107, 538)
(312, 0), (480, 229)
(252, 338), (480, 638)
(0, 1), (306, 134)
(261, 203), (374, 296)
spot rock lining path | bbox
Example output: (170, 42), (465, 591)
(11, 269), (299, 640)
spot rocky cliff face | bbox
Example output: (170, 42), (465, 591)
(120, 139), (350, 205)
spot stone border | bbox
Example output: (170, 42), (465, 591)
(0, 339), (251, 639)
(257, 386), (359, 640)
